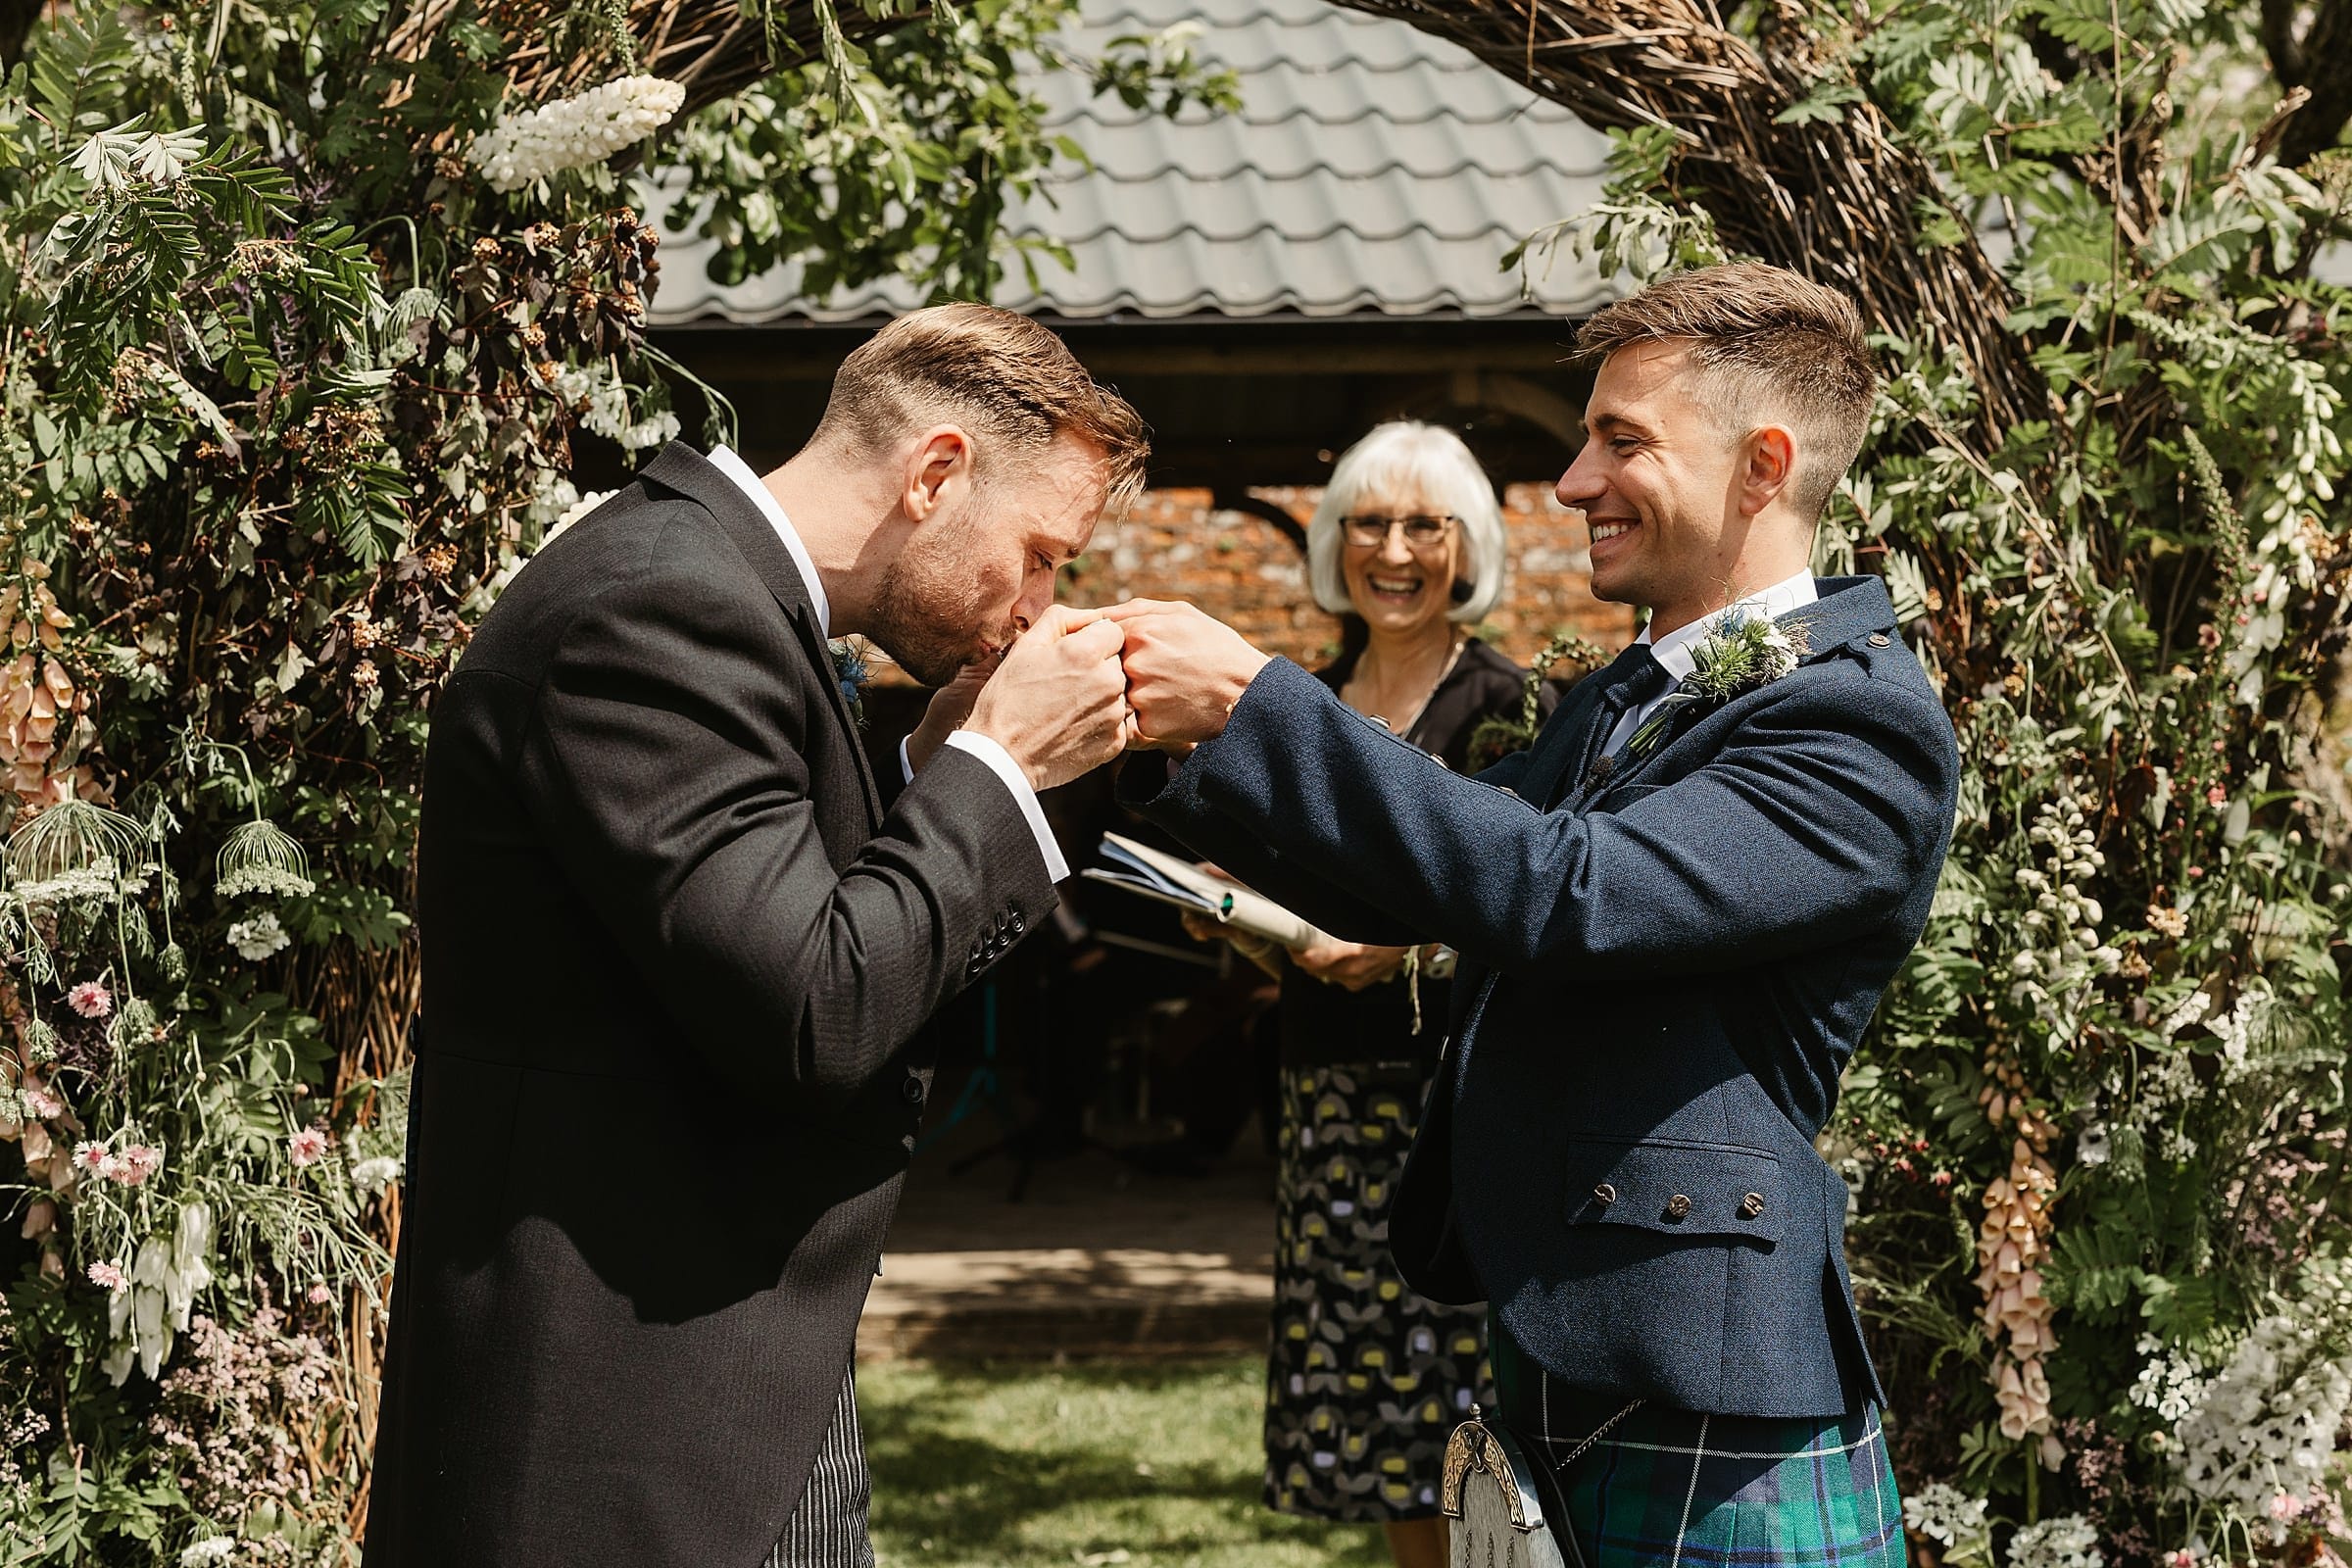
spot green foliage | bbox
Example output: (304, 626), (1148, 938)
(0, 2), (1228, 1561)
(666, 0), (1237, 304)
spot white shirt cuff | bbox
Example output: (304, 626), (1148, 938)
(940, 731), (1071, 882)
(898, 735), (916, 786)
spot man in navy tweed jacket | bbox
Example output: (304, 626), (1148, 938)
(1112, 264), (1958, 1564)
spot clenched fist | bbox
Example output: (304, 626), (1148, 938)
(1105, 600), (1272, 749)
(964, 605), (1131, 791)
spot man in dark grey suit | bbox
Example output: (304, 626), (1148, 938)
(1113, 266), (1956, 1566)
(367, 305), (1149, 1568)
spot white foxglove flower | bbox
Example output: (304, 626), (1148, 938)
(2173, 1264), (2352, 1540)
(468, 75), (686, 194)
(227, 911), (289, 960)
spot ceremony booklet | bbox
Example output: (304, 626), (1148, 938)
(1084, 833), (1328, 951)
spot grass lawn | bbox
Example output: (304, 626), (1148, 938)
(859, 1355), (1392, 1568)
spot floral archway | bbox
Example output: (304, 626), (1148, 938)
(0, 0), (2347, 1561)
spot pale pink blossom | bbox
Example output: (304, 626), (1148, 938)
(2167, 1551), (2198, 1568)
(287, 1127), (328, 1167)
(306, 1283), (333, 1305)
(2269, 1493), (2305, 1522)
(71, 1140), (106, 1173)
(21, 1085), (63, 1120)
(115, 1144), (160, 1186)
(65, 981), (111, 1019)
(85, 1260), (123, 1291)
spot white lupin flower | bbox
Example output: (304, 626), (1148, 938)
(468, 76), (687, 194)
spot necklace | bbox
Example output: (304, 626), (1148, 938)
(1351, 635), (1469, 740)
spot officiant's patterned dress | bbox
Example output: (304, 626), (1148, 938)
(1261, 641), (1552, 1524)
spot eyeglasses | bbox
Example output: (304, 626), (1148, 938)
(1342, 514), (1459, 547)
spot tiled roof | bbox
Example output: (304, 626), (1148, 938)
(645, 0), (1616, 325)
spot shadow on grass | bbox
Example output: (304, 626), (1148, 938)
(863, 1358), (1391, 1567)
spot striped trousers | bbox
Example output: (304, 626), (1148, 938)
(765, 1365), (875, 1568)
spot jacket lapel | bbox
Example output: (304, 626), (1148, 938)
(1519, 644), (1658, 810)
(1573, 577), (1901, 809)
(638, 443), (886, 828)
(1513, 668), (1619, 809)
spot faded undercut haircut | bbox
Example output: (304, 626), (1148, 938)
(812, 302), (1151, 510)
(1574, 263), (1877, 524)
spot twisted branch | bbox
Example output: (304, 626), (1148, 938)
(1322, 0), (2045, 440)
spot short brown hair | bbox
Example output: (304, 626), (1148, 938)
(1575, 263), (1876, 523)
(815, 303), (1150, 508)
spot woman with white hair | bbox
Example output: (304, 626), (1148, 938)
(1188, 419), (1555, 1568)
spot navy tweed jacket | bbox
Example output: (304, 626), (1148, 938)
(1119, 576), (1958, 1418)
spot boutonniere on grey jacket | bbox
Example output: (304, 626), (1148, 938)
(829, 639), (871, 727)
(1624, 610), (1811, 760)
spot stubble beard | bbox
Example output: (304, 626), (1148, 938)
(865, 539), (1004, 688)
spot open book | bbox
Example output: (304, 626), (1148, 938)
(1082, 833), (1328, 951)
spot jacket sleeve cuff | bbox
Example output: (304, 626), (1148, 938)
(941, 731), (1070, 882)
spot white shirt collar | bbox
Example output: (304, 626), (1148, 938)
(1638, 570), (1819, 684)
(708, 445), (829, 637)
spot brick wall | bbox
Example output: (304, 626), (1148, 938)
(1059, 481), (1637, 671)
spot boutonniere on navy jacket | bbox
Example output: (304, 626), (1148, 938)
(1114, 263), (1960, 1568)
(1625, 608), (1808, 759)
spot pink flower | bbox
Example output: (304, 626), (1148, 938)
(2269, 1493), (2304, 1522)
(287, 1127), (328, 1167)
(21, 1086), (63, 1120)
(71, 1141), (106, 1173)
(2168, 1551), (2198, 1568)
(306, 1283), (333, 1305)
(2207, 785), (2229, 808)
(85, 1261), (123, 1291)
(65, 981), (111, 1020)
(115, 1145), (160, 1186)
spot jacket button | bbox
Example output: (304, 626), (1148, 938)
(1009, 912), (1026, 937)
(1592, 1183), (1617, 1207)
(901, 1075), (925, 1105)
(1740, 1192), (1766, 1219)
(1868, 632), (1890, 648)
(1664, 1194), (1692, 1220)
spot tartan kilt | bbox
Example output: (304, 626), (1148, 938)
(1494, 1323), (1906, 1568)
(1536, 1402), (1908, 1568)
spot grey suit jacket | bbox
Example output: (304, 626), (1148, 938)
(366, 444), (1056, 1568)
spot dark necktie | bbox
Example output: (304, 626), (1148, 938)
(1557, 646), (1672, 805)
